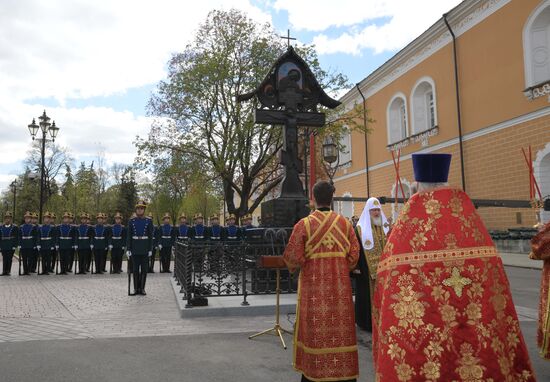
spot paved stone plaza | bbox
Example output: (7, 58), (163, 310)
(0, 260), (548, 381)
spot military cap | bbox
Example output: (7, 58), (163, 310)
(193, 213), (203, 220)
(135, 199), (147, 208)
(63, 212), (71, 218)
(32, 212), (38, 218)
(51, 212), (57, 219)
(114, 212), (123, 219)
(209, 214), (219, 220)
(243, 214), (252, 220)
(4, 211), (13, 218)
(80, 212), (87, 219)
(43, 211), (52, 218)
(162, 212), (171, 220)
(96, 212), (104, 219)
(178, 213), (187, 220)
(24, 211), (32, 218)
(226, 213), (236, 221)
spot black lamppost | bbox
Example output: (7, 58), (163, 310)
(27, 110), (60, 223)
(10, 179), (17, 220)
(322, 136), (339, 185)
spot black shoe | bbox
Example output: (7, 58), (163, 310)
(0, 273), (7, 276)
(23, 273), (30, 276)
(96, 271), (104, 274)
(139, 290), (147, 295)
(60, 272), (67, 275)
(130, 290), (138, 296)
(42, 272), (50, 275)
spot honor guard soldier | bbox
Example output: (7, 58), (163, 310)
(190, 213), (208, 241)
(57, 212), (76, 275)
(242, 214), (255, 229)
(76, 213), (93, 274)
(148, 212), (158, 273)
(49, 212), (59, 273)
(67, 213), (76, 272)
(101, 213), (111, 272)
(223, 214), (241, 242)
(208, 214), (223, 241)
(109, 212), (126, 274)
(29, 212), (39, 273)
(127, 200), (154, 295)
(19, 211), (37, 275)
(37, 212), (57, 275)
(92, 213), (109, 274)
(176, 214), (190, 241)
(1, 212), (19, 276)
(158, 213), (176, 273)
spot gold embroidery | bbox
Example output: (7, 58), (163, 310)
(442, 267), (472, 297)
(377, 246), (497, 274)
(390, 274), (425, 332)
(455, 343), (486, 381)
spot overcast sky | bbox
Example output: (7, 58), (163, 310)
(0, 0), (462, 193)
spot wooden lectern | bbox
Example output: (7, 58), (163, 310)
(248, 256), (293, 349)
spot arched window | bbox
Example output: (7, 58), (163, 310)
(387, 93), (409, 144)
(524, 1), (550, 87)
(411, 77), (437, 134)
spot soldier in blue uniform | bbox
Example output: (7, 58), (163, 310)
(223, 214), (242, 242)
(148, 212), (158, 273)
(126, 200), (154, 295)
(208, 214), (223, 242)
(30, 212), (39, 273)
(190, 213), (208, 241)
(18, 211), (37, 275)
(76, 212), (93, 274)
(158, 213), (176, 273)
(242, 214), (255, 229)
(109, 212), (126, 274)
(92, 213), (109, 274)
(57, 212), (76, 275)
(67, 213), (76, 272)
(49, 212), (58, 273)
(101, 213), (111, 273)
(84, 213), (93, 271)
(1, 212), (19, 276)
(37, 212), (57, 275)
(176, 214), (190, 241)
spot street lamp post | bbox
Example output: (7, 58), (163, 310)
(27, 110), (59, 223)
(322, 136), (340, 184)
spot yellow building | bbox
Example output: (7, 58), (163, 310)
(334, 0), (550, 230)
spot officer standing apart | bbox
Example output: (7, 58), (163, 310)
(158, 213), (176, 273)
(109, 212), (126, 274)
(1, 212), (19, 276)
(19, 211), (37, 275)
(127, 200), (154, 295)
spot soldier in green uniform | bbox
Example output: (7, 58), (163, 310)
(37, 212), (57, 275)
(126, 200), (154, 295)
(18, 211), (37, 275)
(57, 212), (76, 275)
(30, 212), (39, 273)
(157, 213), (176, 273)
(109, 212), (126, 274)
(92, 213), (109, 274)
(76, 213), (93, 274)
(1, 212), (19, 276)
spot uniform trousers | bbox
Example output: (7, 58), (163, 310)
(160, 246), (172, 272)
(20, 248), (33, 275)
(1, 249), (15, 275)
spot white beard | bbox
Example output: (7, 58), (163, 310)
(372, 216), (382, 226)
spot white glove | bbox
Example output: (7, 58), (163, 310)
(73, 245), (77, 249)
(12, 247), (16, 250)
(122, 247), (126, 251)
(148, 251), (152, 257)
(50, 247), (54, 250)
(36, 245), (41, 250)
(108, 245), (113, 250)
(55, 245), (59, 250)
(126, 251), (132, 257)
(17, 246), (21, 250)
(90, 245), (94, 249)
(158, 244), (162, 249)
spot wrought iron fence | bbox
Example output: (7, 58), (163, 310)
(174, 229), (297, 307)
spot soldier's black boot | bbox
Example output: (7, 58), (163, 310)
(132, 272), (140, 296)
(140, 270), (147, 295)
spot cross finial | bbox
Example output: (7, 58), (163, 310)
(280, 29), (296, 48)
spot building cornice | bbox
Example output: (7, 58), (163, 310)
(341, 0), (512, 110)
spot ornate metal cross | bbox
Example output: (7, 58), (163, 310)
(280, 29), (296, 48)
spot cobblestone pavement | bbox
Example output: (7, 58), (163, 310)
(0, 260), (289, 343)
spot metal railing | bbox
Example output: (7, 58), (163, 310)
(174, 229), (297, 307)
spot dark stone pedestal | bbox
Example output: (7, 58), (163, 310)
(261, 197), (309, 228)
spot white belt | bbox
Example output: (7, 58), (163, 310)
(94, 237), (105, 239)
(40, 237), (51, 241)
(161, 235), (172, 239)
(22, 236), (33, 239)
(2, 237), (14, 240)
(112, 237), (122, 239)
(177, 236), (188, 239)
(211, 237), (221, 240)
(194, 236), (204, 239)
(78, 237), (89, 240)
(227, 236), (237, 239)
(60, 237), (72, 240)
(132, 236), (148, 240)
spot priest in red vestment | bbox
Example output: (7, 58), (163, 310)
(373, 153), (535, 381)
(284, 180), (360, 382)
(530, 220), (550, 360)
